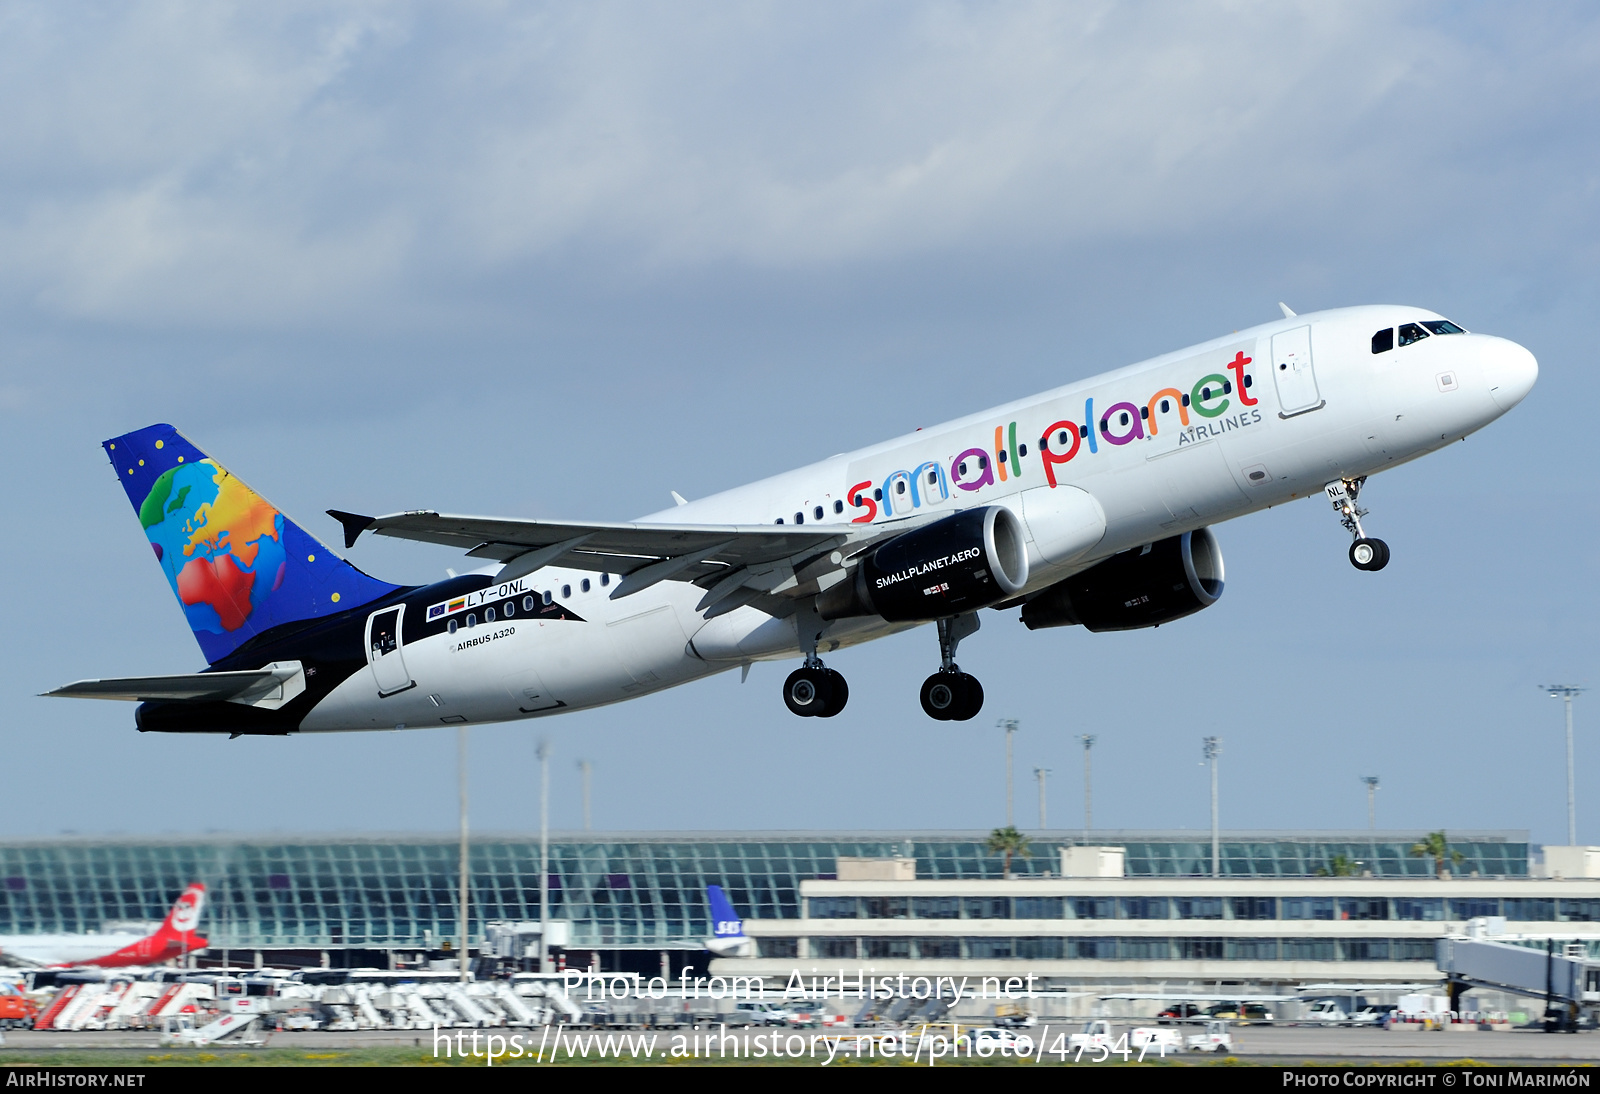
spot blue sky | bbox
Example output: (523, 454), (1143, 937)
(2, 2), (1596, 842)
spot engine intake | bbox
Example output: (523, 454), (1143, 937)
(819, 506), (1029, 622)
(1020, 528), (1223, 632)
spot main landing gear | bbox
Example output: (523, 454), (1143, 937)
(920, 613), (984, 722)
(783, 658), (849, 718)
(1326, 476), (1390, 572)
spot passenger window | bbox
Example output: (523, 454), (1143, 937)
(874, 488), (883, 501)
(1181, 393), (1190, 406)
(601, 574), (610, 586)
(794, 512), (804, 524)
(485, 607), (495, 623)
(1078, 425), (1089, 438)
(1421, 319), (1466, 335)
(1018, 443), (1027, 456)
(581, 578), (591, 593)
(833, 500), (844, 514)
(1372, 328), (1394, 353)
(504, 601), (514, 617)
(1159, 399), (1171, 413)
(895, 481), (906, 495)
(466, 613), (476, 628)
(775, 518), (784, 524)
(543, 591), (553, 605)
(523, 596), (535, 612)
(447, 619), (458, 634)
(1398, 323), (1429, 347)
(1118, 411), (1130, 426)
(562, 584), (572, 599)
(814, 506), (824, 521)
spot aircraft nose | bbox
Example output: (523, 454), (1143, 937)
(1485, 337), (1538, 411)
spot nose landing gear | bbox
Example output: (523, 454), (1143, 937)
(1326, 477), (1389, 572)
(920, 613), (984, 721)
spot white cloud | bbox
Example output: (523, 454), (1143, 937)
(0, 1), (1594, 327)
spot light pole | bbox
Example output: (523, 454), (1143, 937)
(997, 719), (1019, 827)
(458, 726), (470, 985)
(1202, 737), (1221, 878)
(1543, 686), (1586, 845)
(579, 760), (593, 831)
(1079, 734), (1097, 839)
(1034, 767), (1051, 830)
(538, 738), (551, 973)
(1362, 776), (1380, 829)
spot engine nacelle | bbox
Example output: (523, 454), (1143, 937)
(1019, 528), (1224, 632)
(818, 506), (1029, 623)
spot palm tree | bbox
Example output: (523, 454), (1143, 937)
(1410, 831), (1464, 879)
(1316, 853), (1359, 877)
(986, 826), (1031, 879)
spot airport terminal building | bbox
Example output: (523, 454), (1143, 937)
(3, 830), (1597, 989)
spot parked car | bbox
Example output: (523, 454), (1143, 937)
(1351, 1005), (1397, 1025)
(732, 1001), (790, 1027)
(1205, 1002), (1274, 1024)
(1156, 1003), (1205, 1024)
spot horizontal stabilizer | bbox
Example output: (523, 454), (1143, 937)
(45, 662), (306, 710)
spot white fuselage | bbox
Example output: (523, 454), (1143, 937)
(300, 305), (1536, 731)
(0, 933), (147, 966)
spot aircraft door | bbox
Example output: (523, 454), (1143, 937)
(1271, 325), (1323, 417)
(365, 606), (414, 696)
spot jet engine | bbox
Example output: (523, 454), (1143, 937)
(1019, 528), (1223, 632)
(818, 506), (1029, 623)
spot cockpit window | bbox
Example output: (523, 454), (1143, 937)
(1397, 323), (1430, 347)
(1421, 319), (1466, 335)
(1372, 328), (1394, 354)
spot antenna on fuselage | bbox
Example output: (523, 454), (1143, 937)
(1279, 302), (1297, 318)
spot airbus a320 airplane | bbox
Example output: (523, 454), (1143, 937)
(48, 306), (1535, 733)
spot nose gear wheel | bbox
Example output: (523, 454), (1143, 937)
(1327, 477), (1390, 572)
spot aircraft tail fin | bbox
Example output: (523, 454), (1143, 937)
(104, 425), (401, 664)
(705, 885), (751, 956)
(153, 883), (207, 943)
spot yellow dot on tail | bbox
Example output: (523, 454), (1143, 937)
(127, 469), (134, 475)
(138, 459), (144, 466)
(307, 555), (315, 563)
(331, 593), (340, 603)
(155, 440), (164, 449)
(177, 456), (184, 463)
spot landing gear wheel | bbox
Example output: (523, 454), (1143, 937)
(921, 673), (961, 720)
(817, 669), (849, 718)
(952, 674), (984, 721)
(783, 666), (834, 717)
(1349, 538), (1390, 572)
(920, 672), (983, 721)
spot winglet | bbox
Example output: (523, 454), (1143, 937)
(1278, 302), (1297, 318)
(327, 510), (375, 549)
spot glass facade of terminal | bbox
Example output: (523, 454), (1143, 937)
(0, 831), (1530, 951)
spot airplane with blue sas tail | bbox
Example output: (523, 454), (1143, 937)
(47, 305), (1536, 734)
(704, 885), (753, 958)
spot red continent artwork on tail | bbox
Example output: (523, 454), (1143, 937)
(175, 555), (257, 632)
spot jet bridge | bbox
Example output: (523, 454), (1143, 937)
(1436, 935), (1600, 1028)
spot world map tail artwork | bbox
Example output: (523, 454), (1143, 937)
(105, 424), (400, 665)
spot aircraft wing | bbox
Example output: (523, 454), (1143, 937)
(43, 665), (304, 706)
(331, 509), (922, 619)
